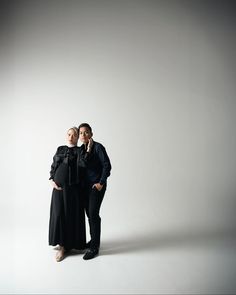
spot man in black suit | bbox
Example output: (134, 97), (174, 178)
(78, 123), (112, 260)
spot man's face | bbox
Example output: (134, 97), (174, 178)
(79, 127), (92, 144)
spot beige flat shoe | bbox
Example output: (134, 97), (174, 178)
(54, 245), (61, 251)
(56, 249), (65, 262)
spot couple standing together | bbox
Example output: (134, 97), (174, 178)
(48, 123), (111, 262)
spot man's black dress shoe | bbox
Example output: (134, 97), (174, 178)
(83, 248), (99, 260)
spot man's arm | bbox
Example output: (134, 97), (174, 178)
(97, 144), (112, 185)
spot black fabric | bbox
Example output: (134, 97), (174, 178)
(49, 145), (88, 185)
(49, 184), (86, 250)
(83, 184), (106, 250)
(80, 141), (111, 185)
(48, 146), (87, 250)
(53, 160), (69, 188)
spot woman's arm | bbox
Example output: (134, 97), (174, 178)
(49, 146), (65, 190)
(49, 147), (60, 180)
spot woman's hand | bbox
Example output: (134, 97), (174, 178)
(87, 138), (94, 153)
(51, 180), (62, 190)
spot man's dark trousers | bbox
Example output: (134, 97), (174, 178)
(84, 184), (106, 250)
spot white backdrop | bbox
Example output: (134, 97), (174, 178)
(1, 0), (236, 293)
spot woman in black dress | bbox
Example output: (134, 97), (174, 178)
(48, 127), (91, 262)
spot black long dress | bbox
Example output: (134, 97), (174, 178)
(48, 145), (86, 250)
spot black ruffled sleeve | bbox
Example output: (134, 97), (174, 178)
(49, 146), (66, 180)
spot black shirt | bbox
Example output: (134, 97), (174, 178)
(80, 141), (111, 186)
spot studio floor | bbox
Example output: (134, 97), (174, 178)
(1, 226), (236, 294)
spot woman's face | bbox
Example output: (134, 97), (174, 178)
(79, 127), (92, 144)
(67, 129), (78, 145)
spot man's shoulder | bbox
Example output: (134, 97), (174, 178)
(93, 141), (105, 150)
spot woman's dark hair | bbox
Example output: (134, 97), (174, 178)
(78, 123), (92, 133)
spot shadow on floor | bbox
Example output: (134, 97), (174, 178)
(100, 227), (236, 255)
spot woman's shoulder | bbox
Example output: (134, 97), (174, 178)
(56, 145), (68, 153)
(57, 145), (80, 154)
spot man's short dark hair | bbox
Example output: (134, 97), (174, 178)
(78, 123), (92, 133)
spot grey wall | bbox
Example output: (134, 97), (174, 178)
(1, 0), (236, 237)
